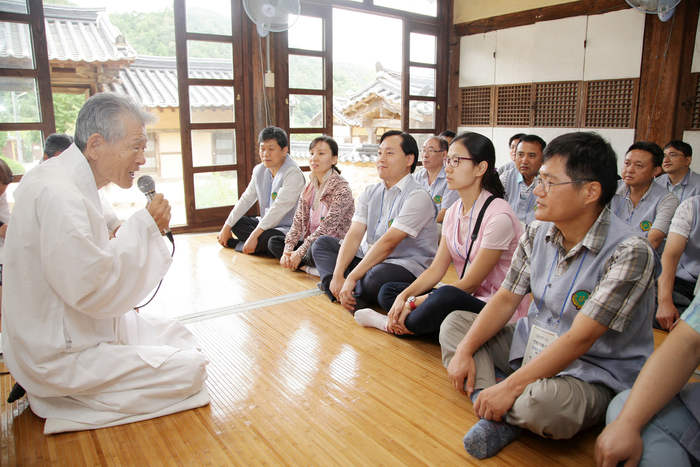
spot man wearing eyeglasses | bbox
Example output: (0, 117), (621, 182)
(500, 135), (547, 226)
(312, 130), (438, 311)
(440, 132), (658, 459)
(609, 142), (679, 251)
(413, 136), (459, 227)
(655, 140), (700, 204)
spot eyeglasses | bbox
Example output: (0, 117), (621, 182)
(421, 148), (445, 155)
(535, 177), (592, 193)
(663, 152), (686, 159)
(443, 156), (474, 168)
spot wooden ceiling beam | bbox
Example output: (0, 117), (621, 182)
(454, 0), (630, 37)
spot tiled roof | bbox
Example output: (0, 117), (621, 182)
(109, 55), (234, 109)
(0, 2), (136, 65)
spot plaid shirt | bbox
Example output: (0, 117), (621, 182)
(502, 208), (656, 332)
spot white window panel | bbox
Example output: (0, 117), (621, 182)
(584, 9), (645, 81)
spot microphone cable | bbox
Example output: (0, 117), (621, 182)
(134, 223), (175, 311)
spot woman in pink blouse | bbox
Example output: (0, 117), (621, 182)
(269, 136), (355, 275)
(355, 132), (529, 335)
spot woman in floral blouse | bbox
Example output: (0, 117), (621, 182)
(269, 136), (355, 275)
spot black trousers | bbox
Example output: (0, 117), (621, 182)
(229, 216), (285, 257)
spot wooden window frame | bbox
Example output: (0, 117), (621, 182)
(173, 0), (250, 228)
(0, 0), (56, 180)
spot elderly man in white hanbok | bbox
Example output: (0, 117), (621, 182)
(1, 93), (209, 434)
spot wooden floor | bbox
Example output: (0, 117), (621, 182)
(2, 233), (608, 466)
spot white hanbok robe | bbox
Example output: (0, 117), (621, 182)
(1, 144), (209, 432)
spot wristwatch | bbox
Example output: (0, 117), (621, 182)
(406, 296), (417, 310)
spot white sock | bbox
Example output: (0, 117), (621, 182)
(304, 266), (320, 277)
(354, 308), (388, 332)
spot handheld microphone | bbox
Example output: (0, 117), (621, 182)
(137, 175), (172, 240)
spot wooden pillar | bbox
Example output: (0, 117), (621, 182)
(635, 0), (699, 144)
(446, 0), (461, 132)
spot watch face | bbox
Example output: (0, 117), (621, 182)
(407, 296), (416, 303)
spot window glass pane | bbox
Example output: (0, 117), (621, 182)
(288, 16), (323, 51)
(185, 0), (232, 36)
(411, 133), (435, 153)
(410, 33), (436, 64)
(0, 78), (40, 123)
(409, 100), (435, 129)
(288, 133), (322, 162)
(189, 86), (234, 123)
(0, 0), (27, 14)
(332, 9), (402, 145)
(374, 0), (437, 17)
(0, 129), (41, 174)
(290, 94), (323, 128)
(410, 67), (435, 97)
(0, 22), (34, 69)
(187, 41), (233, 79)
(194, 170), (238, 209)
(191, 129), (236, 167)
(289, 55), (323, 90)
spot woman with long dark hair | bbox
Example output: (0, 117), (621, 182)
(269, 136), (355, 275)
(355, 132), (528, 335)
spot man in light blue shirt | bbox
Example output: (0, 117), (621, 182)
(499, 134), (546, 226)
(655, 140), (700, 204)
(413, 136), (459, 226)
(312, 130), (438, 311)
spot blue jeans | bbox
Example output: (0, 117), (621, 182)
(377, 283), (486, 335)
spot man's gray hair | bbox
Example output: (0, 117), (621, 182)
(74, 93), (157, 152)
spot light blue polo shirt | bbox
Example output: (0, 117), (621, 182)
(413, 166), (459, 215)
(656, 169), (700, 204)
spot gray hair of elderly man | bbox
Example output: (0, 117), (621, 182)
(74, 93), (157, 152)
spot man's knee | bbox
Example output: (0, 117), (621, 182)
(439, 310), (478, 367)
(508, 377), (611, 439)
(606, 389), (630, 424)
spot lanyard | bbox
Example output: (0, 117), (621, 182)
(453, 198), (477, 261)
(536, 248), (589, 327)
(518, 181), (536, 217)
(268, 171), (274, 207)
(372, 187), (399, 243)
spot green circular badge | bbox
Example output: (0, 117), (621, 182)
(388, 219), (394, 228)
(434, 195), (442, 204)
(571, 290), (590, 310)
(271, 192), (278, 201)
(640, 220), (651, 232)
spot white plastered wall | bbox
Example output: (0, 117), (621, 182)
(458, 9), (645, 175)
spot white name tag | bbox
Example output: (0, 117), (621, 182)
(522, 324), (558, 365)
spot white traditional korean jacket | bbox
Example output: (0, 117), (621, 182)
(1, 144), (208, 431)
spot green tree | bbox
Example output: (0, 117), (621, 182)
(52, 93), (84, 135)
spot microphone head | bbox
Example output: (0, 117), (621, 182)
(137, 175), (156, 194)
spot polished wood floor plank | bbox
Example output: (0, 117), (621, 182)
(0, 234), (616, 466)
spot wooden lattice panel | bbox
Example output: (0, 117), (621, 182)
(692, 74), (700, 130)
(496, 84), (532, 126)
(534, 82), (579, 127)
(584, 79), (636, 128)
(460, 86), (492, 126)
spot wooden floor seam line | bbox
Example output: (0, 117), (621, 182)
(177, 288), (324, 324)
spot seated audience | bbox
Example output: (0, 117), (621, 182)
(354, 132), (527, 336)
(311, 130), (438, 311)
(270, 136), (354, 276)
(499, 134), (546, 226)
(655, 195), (700, 330)
(595, 293), (700, 467)
(440, 132), (658, 459)
(1, 93), (209, 432)
(610, 142), (679, 251)
(497, 133), (526, 175)
(655, 140), (700, 203)
(42, 133), (73, 161)
(439, 130), (456, 144)
(217, 126), (304, 256)
(413, 136), (459, 226)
